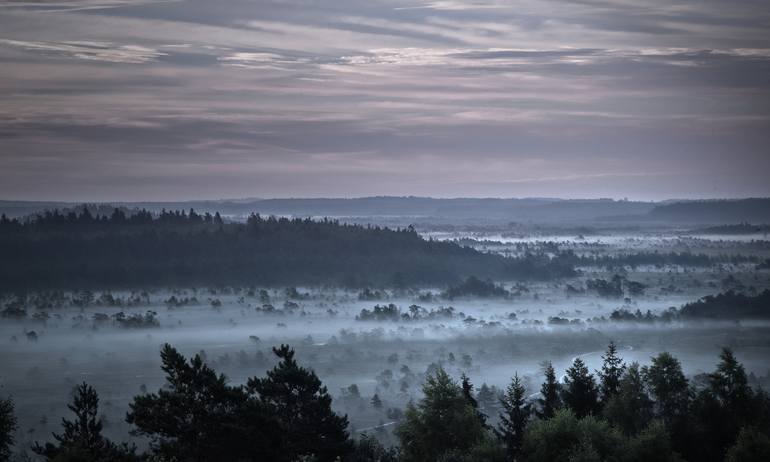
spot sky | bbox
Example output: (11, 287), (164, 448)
(1, 0), (769, 202)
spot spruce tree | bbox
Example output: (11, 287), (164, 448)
(497, 373), (531, 461)
(535, 361), (561, 419)
(561, 358), (599, 418)
(598, 341), (626, 401)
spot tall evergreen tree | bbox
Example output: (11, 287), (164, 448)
(642, 352), (690, 426)
(598, 341), (626, 401)
(708, 347), (750, 410)
(497, 373), (531, 461)
(247, 344), (351, 462)
(602, 362), (654, 435)
(561, 358), (599, 418)
(395, 368), (487, 462)
(461, 373), (478, 409)
(535, 361), (561, 419)
(462, 373), (487, 426)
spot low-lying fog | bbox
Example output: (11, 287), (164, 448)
(2, 229), (769, 453)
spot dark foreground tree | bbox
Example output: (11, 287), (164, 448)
(0, 398), (17, 462)
(602, 362), (654, 436)
(534, 361), (561, 420)
(395, 368), (488, 462)
(522, 410), (681, 462)
(127, 344), (283, 462)
(598, 341), (626, 401)
(33, 383), (138, 462)
(725, 426), (770, 462)
(685, 348), (770, 462)
(521, 409), (623, 462)
(561, 358), (599, 418)
(496, 373), (530, 461)
(247, 344), (351, 462)
(461, 373), (487, 427)
(642, 352), (689, 426)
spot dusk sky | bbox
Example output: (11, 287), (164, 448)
(1, 0), (769, 201)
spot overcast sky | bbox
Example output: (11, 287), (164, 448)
(1, 0), (769, 201)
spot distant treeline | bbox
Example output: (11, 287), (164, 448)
(571, 251), (759, 268)
(0, 209), (575, 291)
(644, 198), (770, 223)
(2, 344), (769, 462)
(608, 290), (770, 323)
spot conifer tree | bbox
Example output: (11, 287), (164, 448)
(248, 344), (351, 462)
(535, 361), (561, 419)
(561, 358), (599, 418)
(598, 341), (626, 401)
(497, 373), (531, 461)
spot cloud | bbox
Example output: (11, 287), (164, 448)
(0, 39), (165, 63)
(0, 0), (768, 200)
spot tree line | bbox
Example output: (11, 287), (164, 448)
(0, 208), (575, 292)
(2, 343), (769, 461)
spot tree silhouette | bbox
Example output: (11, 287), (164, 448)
(535, 361), (561, 419)
(643, 352), (689, 426)
(497, 373), (531, 461)
(34, 383), (138, 461)
(247, 344), (351, 462)
(127, 344), (282, 461)
(598, 341), (626, 401)
(395, 368), (487, 461)
(602, 362), (654, 436)
(561, 358), (599, 418)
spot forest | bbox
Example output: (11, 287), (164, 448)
(0, 209), (574, 291)
(1, 343), (768, 462)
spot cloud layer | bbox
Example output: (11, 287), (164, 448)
(1, 0), (769, 200)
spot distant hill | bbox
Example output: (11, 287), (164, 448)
(3, 197), (768, 225)
(0, 197), (655, 223)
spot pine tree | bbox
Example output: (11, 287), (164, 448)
(598, 341), (626, 401)
(535, 361), (561, 419)
(128, 344), (282, 461)
(34, 383), (138, 461)
(561, 358), (599, 418)
(248, 344), (352, 462)
(497, 373), (531, 461)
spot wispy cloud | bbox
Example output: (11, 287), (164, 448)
(0, 0), (768, 200)
(0, 39), (165, 63)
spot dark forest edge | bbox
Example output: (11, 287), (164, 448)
(1, 343), (769, 461)
(0, 209), (575, 292)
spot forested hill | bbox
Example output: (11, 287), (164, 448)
(0, 209), (574, 291)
